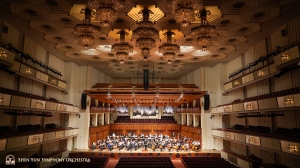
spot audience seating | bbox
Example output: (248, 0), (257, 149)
(182, 156), (239, 168)
(115, 157), (175, 168)
(231, 124), (271, 134)
(50, 156), (108, 168)
(17, 124), (43, 132)
(0, 86), (73, 105)
(275, 127), (300, 138)
(260, 163), (289, 168)
(218, 86), (300, 107)
(114, 116), (176, 124)
(0, 125), (13, 134)
(41, 148), (67, 158)
(222, 149), (262, 168)
(45, 123), (58, 129)
(0, 86), (48, 100)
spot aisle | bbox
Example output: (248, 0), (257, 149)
(172, 158), (185, 168)
(104, 158), (118, 168)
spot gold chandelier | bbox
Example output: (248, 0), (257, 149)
(87, 0), (124, 26)
(163, 52), (176, 65)
(158, 31), (180, 64)
(132, 9), (159, 60)
(74, 8), (101, 50)
(191, 8), (216, 51)
(169, 0), (202, 27)
(111, 30), (133, 64)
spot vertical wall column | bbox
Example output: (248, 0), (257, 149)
(90, 114), (97, 126)
(187, 114), (193, 126)
(193, 114), (200, 127)
(98, 113), (104, 125)
(105, 113), (110, 124)
(181, 114), (187, 125)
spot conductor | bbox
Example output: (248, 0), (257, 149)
(144, 139), (148, 150)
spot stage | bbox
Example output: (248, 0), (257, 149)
(69, 149), (220, 159)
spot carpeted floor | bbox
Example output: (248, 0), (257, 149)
(104, 158), (185, 168)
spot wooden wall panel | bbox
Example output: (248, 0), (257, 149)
(90, 133), (96, 144)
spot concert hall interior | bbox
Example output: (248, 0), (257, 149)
(0, 0), (300, 168)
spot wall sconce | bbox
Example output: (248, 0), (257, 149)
(257, 70), (264, 77)
(50, 79), (57, 84)
(246, 103), (253, 110)
(25, 68), (32, 74)
(0, 96), (3, 103)
(248, 137), (256, 144)
(226, 134), (230, 138)
(234, 81), (240, 86)
(59, 105), (66, 111)
(36, 101), (43, 107)
(0, 50), (8, 58)
(57, 132), (63, 137)
(33, 135), (40, 142)
(285, 98), (294, 105)
(281, 53), (289, 61)
(224, 106), (231, 112)
(288, 144), (298, 152)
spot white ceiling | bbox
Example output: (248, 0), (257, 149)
(1, 0), (297, 79)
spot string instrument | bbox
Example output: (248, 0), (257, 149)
(152, 144), (156, 150)
(174, 145), (179, 150)
(167, 144), (171, 150)
(181, 145), (186, 151)
(159, 144), (163, 149)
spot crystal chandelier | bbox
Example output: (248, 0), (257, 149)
(169, 0), (202, 27)
(116, 52), (127, 64)
(111, 30), (133, 64)
(74, 8), (101, 50)
(88, 0), (124, 26)
(163, 52), (176, 64)
(191, 8), (216, 50)
(111, 31), (133, 53)
(158, 31), (180, 64)
(132, 9), (159, 60)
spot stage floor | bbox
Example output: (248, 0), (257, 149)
(70, 148), (220, 159)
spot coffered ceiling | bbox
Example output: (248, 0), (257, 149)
(2, 0), (296, 79)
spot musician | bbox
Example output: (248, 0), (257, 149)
(129, 140), (134, 151)
(112, 132), (116, 139)
(172, 132), (175, 138)
(144, 139), (148, 150)
(134, 141), (139, 151)
(118, 140), (124, 150)
(100, 141), (106, 151)
(91, 142), (96, 150)
(107, 142), (112, 151)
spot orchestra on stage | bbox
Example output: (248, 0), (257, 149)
(91, 132), (201, 152)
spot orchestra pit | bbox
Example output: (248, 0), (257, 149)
(0, 0), (300, 168)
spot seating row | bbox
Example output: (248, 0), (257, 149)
(114, 116), (177, 124)
(115, 157), (175, 168)
(231, 124), (300, 138)
(182, 157), (239, 168)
